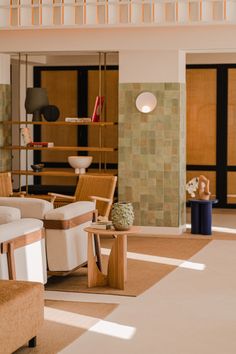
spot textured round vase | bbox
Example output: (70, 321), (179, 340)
(111, 202), (134, 231)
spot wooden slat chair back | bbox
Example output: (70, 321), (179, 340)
(49, 175), (117, 218)
(74, 175), (117, 218)
(0, 172), (13, 197)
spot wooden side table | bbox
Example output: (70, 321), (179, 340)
(84, 226), (140, 290)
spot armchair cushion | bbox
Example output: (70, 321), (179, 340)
(44, 201), (95, 272)
(0, 206), (21, 224)
(0, 197), (53, 219)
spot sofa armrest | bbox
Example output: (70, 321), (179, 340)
(44, 201), (95, 221)
(0, 219), (46, 283)
(0, 197), (53, 219)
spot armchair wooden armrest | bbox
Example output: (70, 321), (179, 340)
(89, 195), (112, 204)
(89, 195), (113, 219)
(11, 191), (26, 198)
(48, 192), (76, 201)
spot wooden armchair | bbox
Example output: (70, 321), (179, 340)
(48, 174), (117, 219)
(0, 172), (25, 197)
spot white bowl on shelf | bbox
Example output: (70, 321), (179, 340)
(68, 156), (93, 174)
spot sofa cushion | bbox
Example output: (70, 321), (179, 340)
(0, 206), (21, 225)
(0, 197), (53, 219)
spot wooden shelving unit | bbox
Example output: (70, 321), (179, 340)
(12, 170), (118, 177)
(2, 120), (118, 188)
(3, 121), (117, 126)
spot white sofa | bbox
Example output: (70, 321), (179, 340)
(0, 197), (96, 274)
(0, 206), (47, 284)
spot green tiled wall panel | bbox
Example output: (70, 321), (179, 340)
(119, 82), (186, 227)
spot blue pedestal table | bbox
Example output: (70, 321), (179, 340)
(189, 199), (218, 235)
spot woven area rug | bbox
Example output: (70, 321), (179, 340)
(15, 300), (117, 354)
(46, 236), (211, 296)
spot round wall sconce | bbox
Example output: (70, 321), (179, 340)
(135, 92), (157, 113)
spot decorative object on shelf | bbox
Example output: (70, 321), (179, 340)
(186, 177), (199, 198)
(25, 87), (49, 122)
(27, 142), (54, 148)
(135, 92), (157, 113)
(65, 117), (92, 122)
(41, 105), (60, 122)
(91, 96), (105, 122)
(198, 175), (211, 201)
(31, 164), (44, 172)
(111, 202), (135, 231)
(68, 155), (93, 174)
(21, 127), (32, 145)
(186, 175), (211, 201)
(89, 220), (113, 230)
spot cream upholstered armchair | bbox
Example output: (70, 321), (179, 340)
(0, 172), (25, 197)
(0, 197), (96, 275)
(0, 205), (47, 283)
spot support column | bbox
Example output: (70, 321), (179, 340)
(119, 50), (186, 231)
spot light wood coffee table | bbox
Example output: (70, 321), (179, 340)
(84, 226), (140, 290)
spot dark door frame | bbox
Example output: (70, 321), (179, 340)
(187, 64), (236, 208)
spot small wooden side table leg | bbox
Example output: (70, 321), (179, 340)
(107, 234), (127, 290)
(85, 226), (139, 290)
(87, 232), (107, 288)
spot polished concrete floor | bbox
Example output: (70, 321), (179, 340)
(45, 210), (236, 354)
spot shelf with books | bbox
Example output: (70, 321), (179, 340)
(2, 117), (118, 191)
(3, 120), (118, 126)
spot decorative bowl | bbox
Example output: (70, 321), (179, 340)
(68, 156), (93, 174)
(31, 163), (44, 172)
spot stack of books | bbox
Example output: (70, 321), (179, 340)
(27, 142), (54, 148)
(89, 220), (113, 230)
(65, 117), (92, 123)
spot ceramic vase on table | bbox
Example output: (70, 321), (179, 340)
(111, 202), (134, 231)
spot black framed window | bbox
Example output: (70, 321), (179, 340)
(187, 64), (236, 208)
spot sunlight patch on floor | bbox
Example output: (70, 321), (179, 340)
(101, 248), (205, 270)
(44, 307), (136, 340)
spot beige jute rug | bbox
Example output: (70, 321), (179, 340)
(46, 236), (211, 296)
(15, 300), (117, 354)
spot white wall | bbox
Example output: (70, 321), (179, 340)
(119, 50), (186, 83)
(0, 54), (10, 84)
(0, 26), (236, 53)
(46, 53), (118, 66)
(187, 52), (236, 64)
